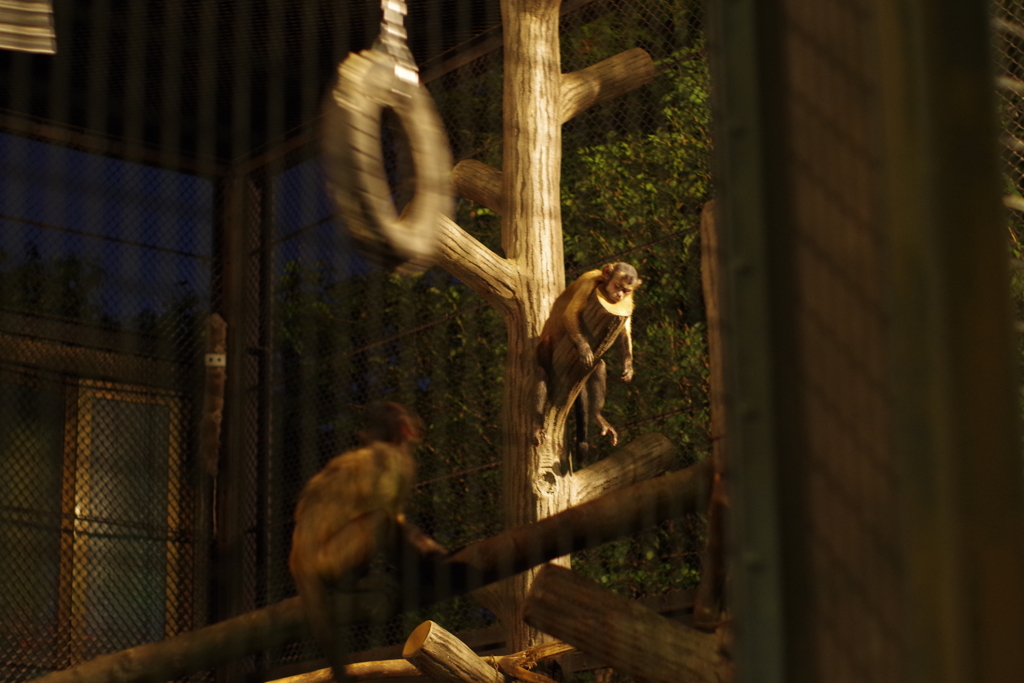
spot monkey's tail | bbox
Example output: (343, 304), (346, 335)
(296, 575), (351, 683)
(574, 385), (590, 458)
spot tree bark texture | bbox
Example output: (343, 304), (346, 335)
(559, 48), (656, 123)
(523, 566), (732, 683)
(496, 0), (570, 651)
(452, 160), (503, 215)
(570, 433), (678, 505)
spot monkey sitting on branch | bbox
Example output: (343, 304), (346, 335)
(290, 402), (445, 683)
(534, 262), (641, 456)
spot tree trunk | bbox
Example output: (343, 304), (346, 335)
(499, 0), (569, 651)
(433, 0), (659, 652)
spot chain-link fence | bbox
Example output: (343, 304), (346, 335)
(0, 1), (710, 681)
(992, 2), (1024, 329)
(1, 1), (1019, 682)
(0, 133), (213, 680)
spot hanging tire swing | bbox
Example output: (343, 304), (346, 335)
(322, 4), (452, 272)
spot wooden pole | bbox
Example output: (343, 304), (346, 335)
(431, 0), (660, 646)
(447, 459), (712, 584)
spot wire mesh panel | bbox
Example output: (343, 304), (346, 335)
(992, 3), (1024, 323)
(0, 133), (213, 680)
(261, 0), (712, 674)
(765, 1), (904, 680)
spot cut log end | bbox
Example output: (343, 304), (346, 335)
(402, 621), (434, 659)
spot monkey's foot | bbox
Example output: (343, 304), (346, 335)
(597, 417), (619, 446)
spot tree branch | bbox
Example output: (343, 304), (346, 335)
(570, 433), (679, 505)
(560, 49), (657, 123)
(453, 159), (503, 215)
(447, 459), (712, 583)
(435, 214), (519, 314)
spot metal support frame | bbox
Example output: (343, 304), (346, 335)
(213, 169), (269, 683)
(876, 2), (1024, 682)
(706, 0), (789, 680)
(710, 0), (1024, 681)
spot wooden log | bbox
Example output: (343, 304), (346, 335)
(29, 597), (308, 683)
(452, 159), (503, 215)
(447, 458), (712, 585)
(26, 590), (407, 683)
(560, 48), (657, 123)
(273, 659), (421, 683)
(523, 566), (731, 683)
(570, 433), (678, 505)
(402, 621), (503, 683)
(274, 635), (575, 683)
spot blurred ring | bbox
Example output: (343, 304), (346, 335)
(322, 49), (452, 271)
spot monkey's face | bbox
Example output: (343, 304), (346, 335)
(604, 276), (637, 303)
(359, 402), (424, 446)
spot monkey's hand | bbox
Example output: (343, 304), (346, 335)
(533, 426), (547, 447)
(400, 521), (448, 559)
(622, 362), (634, 383)
(576, 341), (595, 368)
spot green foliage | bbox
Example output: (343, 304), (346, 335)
(272, 259), (507, 545)
(574, 518), (705, 597)
(558, 40), (713, 453)
(555, 43), (712, 596)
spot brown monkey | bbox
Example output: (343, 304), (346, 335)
(290, 402), (444, 682)
(535, 262), (641, 447)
